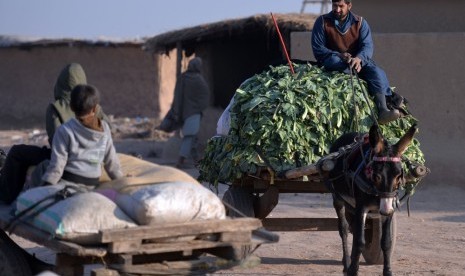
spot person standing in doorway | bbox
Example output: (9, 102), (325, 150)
(170, 57), (210, 168)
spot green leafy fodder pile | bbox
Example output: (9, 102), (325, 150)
(198, 63), (425, 192)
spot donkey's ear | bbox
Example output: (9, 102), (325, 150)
(369, 124), (384, 154)
(394, 123), (418, 156)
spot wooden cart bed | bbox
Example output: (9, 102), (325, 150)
(0, 204), (277, 275)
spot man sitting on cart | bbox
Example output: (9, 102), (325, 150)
(311, 0), (403, 125)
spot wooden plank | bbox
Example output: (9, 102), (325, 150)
(110, 257), (239, 275)
(109, 240), (142, 254)
(119, 251), (196, 264)
(203, 245), (243, 261)
(91, 268), (120, 276)
(99, 218), (261, 243)
(220, 231), (251, 243)
(284, 159), (335, 179)
(247, 179), (330, 193)
(284, 163), (319, 179)
(262, 218), (338, 231)
(6, 222), (107, 257)
(109, 239), (244, 254)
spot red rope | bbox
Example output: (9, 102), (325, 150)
(271, 13), (295, 74)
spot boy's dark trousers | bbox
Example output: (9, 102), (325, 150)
(0, 145), (51, 204)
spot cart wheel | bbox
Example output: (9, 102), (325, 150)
(222, 186), (255, 218)
(222, 186), (255, 261)
(253, 186), (279, 219)
(0, 231), (32, 276)
(362, 213), (397, 265)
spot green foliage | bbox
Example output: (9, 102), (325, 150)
(198, 63), (425, 193)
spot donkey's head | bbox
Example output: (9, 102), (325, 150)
(368, 123), (417, 216)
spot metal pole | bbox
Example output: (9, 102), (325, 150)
(270, 13), (295, 74)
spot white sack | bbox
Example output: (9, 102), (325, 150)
(216, 97), (234, 136)
(114, 181), (226, 225)
(15, 183), (137, 244)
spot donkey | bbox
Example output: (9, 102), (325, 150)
(327, 123), (417, 276)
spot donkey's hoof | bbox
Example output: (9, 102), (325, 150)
(383, 269), (393, 276)
(347, 267), (358, 276)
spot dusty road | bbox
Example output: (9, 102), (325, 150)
(210, 182), (465, 276)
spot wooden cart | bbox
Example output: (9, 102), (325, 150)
(0, 204), (278, 275)
(0, 153), (278, 275)
(221, 151), (429, 265)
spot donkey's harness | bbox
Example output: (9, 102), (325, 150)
(324, 136), (402, 208)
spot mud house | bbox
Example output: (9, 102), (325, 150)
(0, 36), (157, 129)
(350, 0), (465, 33)
(144, 13), (319, 159)
(0, 14), (317, 129)
(348, 0), (465, 187)
(145, 13), (318, 116)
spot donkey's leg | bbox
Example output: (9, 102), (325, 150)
(381, 215), (394, 276)
(348, 205), (368, 276)
(333, 196), (350, 272)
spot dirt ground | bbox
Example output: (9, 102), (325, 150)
(211, 184), (465, 276)
(2, 122), (465, 276)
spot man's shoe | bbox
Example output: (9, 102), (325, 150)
(378, 109), (401, 125)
